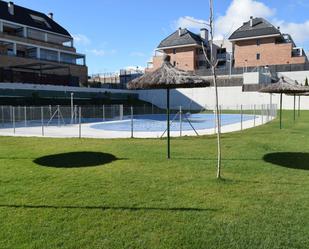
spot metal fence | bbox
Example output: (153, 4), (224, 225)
(0, 104), (277, 138)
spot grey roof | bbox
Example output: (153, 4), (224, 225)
(158, 29), (205, 49)
(0, 1), (71, 37)
(229, 18), (281, 40)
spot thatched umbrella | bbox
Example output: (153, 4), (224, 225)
(259, 77), (308, 129)
(127, 55), (210, 159)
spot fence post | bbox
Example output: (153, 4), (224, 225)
(219, 105), (222, 134)
(57, 105), (60, 127)
(49, 105), (52, 119)
(253, 104), (256, 127)
(103, 105), (105, 121)
(261, 105), (264, 124)
(41, 106), (44, 137)
(24, 106), (27, 127)
(179, 106), (183, 137)
(241, 104), (243, 130)
(298, 96), (301, 117)
(79, 106), (82, 139)
(12, 106), (15, 135)
(120, 104), (123, 120)
(1, 106), (4, 127)
(131, 106), (134, 138)
(214, 108), (216, 134)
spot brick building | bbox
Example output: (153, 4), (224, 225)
(229, 17), (308, 68)
(148, 28), (233, 72)
(0, 1), (87, 86)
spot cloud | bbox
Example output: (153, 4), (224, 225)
(72, 34), (91, 45)
(173, 16), (208, 30)
(273, 20), (309, 44)
(173, 0), (309, 48)
(130, 52), (146, 57)
(215, 0), (275, 39)
(87, 49), (117, 57)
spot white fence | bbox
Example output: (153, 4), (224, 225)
(0, 104), (277, 139)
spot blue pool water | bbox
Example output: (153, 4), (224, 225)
(90, 114), (255, 132)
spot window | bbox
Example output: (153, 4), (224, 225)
(173, 49), (176, 54)
(257, 39), (261, 46)
(256, 53), (260, 60)
(198, 60), (206, 67)
(40, 48), (58, 62)
(30, 14), (51, 28)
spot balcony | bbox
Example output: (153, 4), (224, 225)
(0, 20), (74, 51)
(0, 40), (86, 66)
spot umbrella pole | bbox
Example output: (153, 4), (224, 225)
(294, 94), (296, 122)
(167, 88), (171, 159)
(280, 93), (283, 129)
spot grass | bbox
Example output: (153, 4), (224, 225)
(0, 110), (308, 249)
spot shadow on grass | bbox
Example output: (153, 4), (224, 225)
(0, 204), (216, 213)
(33, 152), (118, 168)
(263, 152), (309, 170)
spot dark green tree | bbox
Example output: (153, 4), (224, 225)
(305, 77), (309, 86)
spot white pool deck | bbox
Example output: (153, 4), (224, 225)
(0, 115), (275, 139)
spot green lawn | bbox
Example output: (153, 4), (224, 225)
(0, 110), (308, 249)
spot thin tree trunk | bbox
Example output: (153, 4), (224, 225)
(213, 66), (222, 179)
(209, 0), (222, 179)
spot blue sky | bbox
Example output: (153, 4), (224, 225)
(11, 0), (309, 74)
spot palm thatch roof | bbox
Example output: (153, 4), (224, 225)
(127, 55), (210, 90)
(259, 77), (309, 94)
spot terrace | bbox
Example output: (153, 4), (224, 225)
(0, 20), (86, 66)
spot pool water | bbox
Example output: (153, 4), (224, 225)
(90, 114), (255, 132)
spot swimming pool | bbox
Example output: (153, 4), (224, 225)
(90, 113), (255, 132)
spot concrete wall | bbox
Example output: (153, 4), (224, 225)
(278, 71), (309, 84)
(243, 72), (271, 84)
(139, 86), (309, 110)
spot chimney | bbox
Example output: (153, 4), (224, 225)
(8, 1), (14, 15)
(48, 12), (54, 20)
(178, 27), (182, 36)
(200, 28), (208, 41)
(277, 26), (280, 31)
(250, 16), (253, 27)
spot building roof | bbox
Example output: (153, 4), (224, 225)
(157, 29), (205, 49)
(229, 17), (281, 41)
(0, 1), (71, 37)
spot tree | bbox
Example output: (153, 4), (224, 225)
(305, 77), (308, 86)
(201, 0), (222, 179)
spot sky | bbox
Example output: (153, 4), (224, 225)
(10, 0), (309, 74)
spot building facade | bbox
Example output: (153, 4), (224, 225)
(0, 1), (87, 86)
(148, 28), (232, 72)
(229, 17), (308, 68)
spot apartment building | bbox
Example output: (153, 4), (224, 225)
(229, 17), (308, 68)
(0, 1), (87, 86)
(148, 27), (232, 72)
